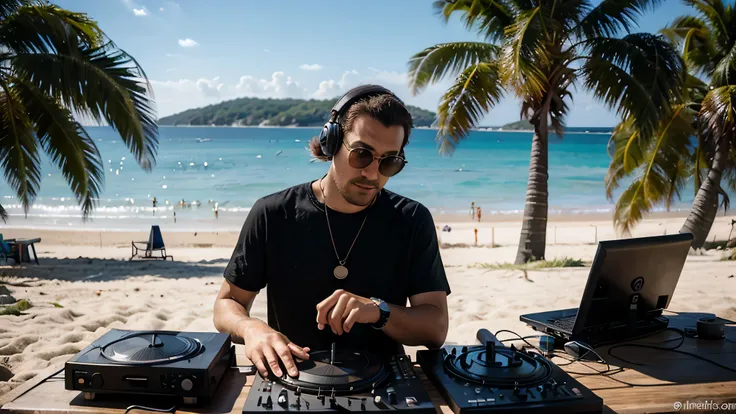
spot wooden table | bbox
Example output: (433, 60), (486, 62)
(1, 311), (734, 413)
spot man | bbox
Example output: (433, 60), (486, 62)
(213, 84), (450, 380)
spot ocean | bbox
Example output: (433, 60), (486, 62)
(0, 126), (723, 231)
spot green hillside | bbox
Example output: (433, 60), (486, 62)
(501, 120), (534, 130)
(158, 96), (437, 127)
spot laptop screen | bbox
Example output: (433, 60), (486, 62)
(573, 233), (693, 332)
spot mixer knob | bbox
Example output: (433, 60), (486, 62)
(265, 396), (273, 409)
(461, 346), (468, 353)
(474, 387), (481, 394)
(180, 378), (193, 391)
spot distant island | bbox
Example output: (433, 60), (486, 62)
(158, 96), (438, 127)
(500, 120), (536, 130)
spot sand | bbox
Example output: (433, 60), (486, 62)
(0, 213), (734, 397)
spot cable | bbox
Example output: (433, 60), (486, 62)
(124, 404), (177, 414)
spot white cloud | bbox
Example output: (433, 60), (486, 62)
(178, 38), (198, 48)
(160, 7), (164, 11)
(235, 72), (306, 99)
(150, 68), (449, 119)
(264, 49), (271, 53)
(133, 8), (148, 16)
(299, 64), (323, 71)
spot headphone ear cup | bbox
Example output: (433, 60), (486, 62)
(319, 122), (332, 157)
(319, 120), (341, 158)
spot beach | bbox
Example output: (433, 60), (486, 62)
(1, 212), (734, 397)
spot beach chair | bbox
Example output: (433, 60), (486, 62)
(131, 225), (173, 260)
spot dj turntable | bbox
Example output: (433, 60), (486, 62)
(417, 329), (602, 413)
(65, 329), (233, 405)
(242, 343), (436, 413)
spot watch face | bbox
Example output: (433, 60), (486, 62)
(378, 301), (390, 312)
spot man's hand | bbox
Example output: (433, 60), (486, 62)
(240, 319), (310, 378)
(316, 289), (380, 335)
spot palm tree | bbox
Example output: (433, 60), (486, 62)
(606, 0), (736, 248)
(408, 0), (684, 263)
(0, 0), (158, 222)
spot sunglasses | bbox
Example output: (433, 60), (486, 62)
(342, 141), (407, 177)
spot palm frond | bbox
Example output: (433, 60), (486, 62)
(660, 15), (718, 76)
(432, 0), (515, 42)
(12, 41), (158, 171)
(700, 85), (736, 139)
(577, 0), (663, 39)
(711, 42), (736, 87)
(407, 42), (499, 95)
(0, 85), (42, 216)
(582, 33), (685, 139)
(0, 4), (104, 54)
(13, 79), (104, 219)
(608, 105), (696, 234)
(0, 203), (6, 223)
(0, 0), (36, 20)
(500, 6), (547, 101)
(435, 62), (504, 155)
(683, 0), (731, 52)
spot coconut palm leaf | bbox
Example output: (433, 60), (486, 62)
(0, 0), (35, 20)
(711, 42), (736, 87)
(11, 41), (158, 170)
(432, 0), (514, 42)
(0, 85), (42, 215)
(500, 7), (547, 100)
(608, 104), (696, 234)
(661, 15), (718, 76)
(0, 4), (104, 54)
(700, 85), (736, 137)
(0, 203), (6, 223)
(577, 0), (663, 39)
(582, 33), (685, 139)
(435, 62), (504, 154)
(683, 0), (731, 52)
(14, 78), (103, 217)
(407, 42), (500, 95)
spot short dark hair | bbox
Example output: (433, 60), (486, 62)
(309, 93), (413, 161)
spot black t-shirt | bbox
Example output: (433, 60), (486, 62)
(223, 180), (450, 358)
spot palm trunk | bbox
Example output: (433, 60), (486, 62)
(680, 138), (730, 248)
(514, 120), (549, 264)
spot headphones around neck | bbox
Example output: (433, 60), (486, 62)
(318, 84), (405, 159)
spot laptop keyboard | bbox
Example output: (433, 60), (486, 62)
(550, 316), (576, 330)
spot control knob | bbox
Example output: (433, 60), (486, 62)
(90, 373), (104, 389)
(180, 378), (193, 391)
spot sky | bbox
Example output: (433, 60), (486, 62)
(55, 0), (696, 127)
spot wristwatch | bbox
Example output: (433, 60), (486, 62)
(370, 297), (391, 330)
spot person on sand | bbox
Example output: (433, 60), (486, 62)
(213, 85), (450, 379)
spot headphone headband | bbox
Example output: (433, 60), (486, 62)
(331, 84), (403, 119)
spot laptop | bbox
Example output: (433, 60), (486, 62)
(520, 232), (694, 347)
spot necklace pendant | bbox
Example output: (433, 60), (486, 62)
(333, 265), (349, 280)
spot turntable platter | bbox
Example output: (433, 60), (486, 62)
(443, 344), (551, 387)
(101, 331), (202, 365)
(268, 348), (389, 395)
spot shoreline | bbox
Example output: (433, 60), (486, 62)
(1, 211), (733, 250)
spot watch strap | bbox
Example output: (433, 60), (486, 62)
(370, 297), (390, 330)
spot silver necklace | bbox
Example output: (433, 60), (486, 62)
(320, 178), (371, 280)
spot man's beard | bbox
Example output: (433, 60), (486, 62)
(333, 176), (379, 207)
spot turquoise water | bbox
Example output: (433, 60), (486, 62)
(0, 126), (723, 230)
